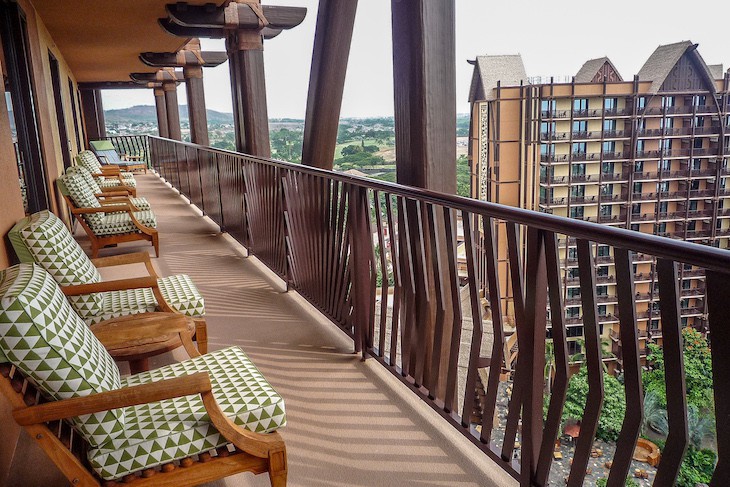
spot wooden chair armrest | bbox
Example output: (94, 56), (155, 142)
(100, 198), (140, 211)
(99, 165), (122, 173)
(92, 252), (159, 279)
(100, 186), (133, 195)
(70, 204), (135, 215)
(61, 276), (158, 296)
(13, 372), (212, 426)
(96, 191), (129, 198)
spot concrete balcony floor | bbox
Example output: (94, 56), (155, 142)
(5, 173), (516, 487)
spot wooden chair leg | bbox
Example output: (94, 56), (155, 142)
(268, 448), (287, 487)
(194, 318), (208, 354)
(151, 231), (159, 257)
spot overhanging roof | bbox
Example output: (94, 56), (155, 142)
(32, 0), (220, 83)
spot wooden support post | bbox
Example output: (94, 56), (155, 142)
(80, 88), (106, 143)
(154, 87), (170, 139)
(227, 37), (271, 158)
(163, 81), (182, 141)
(301, 0), (358, 168)
(391, 0), (456, 193)
(184, 66), (209, 146)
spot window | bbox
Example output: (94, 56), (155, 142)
(662, 139), (672, 150)
(541, 144), (554, 156)
(572, 163), (586, 176)
(604, 98), (618, 110)
(598, 245), (610, 257)
(597, 266), (609, 277)
(541, 99), (556, 114)
(566, 308), (580, 318)
(572, 142), (587, 155)
(570, 206), (585, 218)
(631, 224), (640, 232)
(602, 162), (614, 174)
(689, 200), (698, 211)
(637, 140), (645, 152)
(695, 116), (705, 128)
(691, 159), (701, 171)
(687, 221), (696, 231)
(603, 119), (616, 131)
(658, 222), (667, 233)
(637, 97), (647, 110)
(569, 268), (580, 278)
(657, 202), (668, 214)
(694, 139), (703, 149)
(693, 95), (706, 107)
(658, 181), (670, 192)
(682, 279), (691, 290)
(661, 117), (674, 129)
(573, 120), (587, 132)
(680, 298), (689, 309)
(660, 159), (671, 171)
(574, 98), (588, 111)
(598, 305), (607, 317)
(637, 118), (647, 131)
(541, 121), (555, 134)
(597, 286), (608, 296)
(662, 96), (675, 108)
(635, 161), (644, 172)
(600, 205), (612, 217)
(632, 203), (641, 215)
(568, 287), (581, 298)
(603, 141), (616, 153)
(568, 247), (578, 260)
(571, 185), (585, 198)
(601, 184), (613, 196)
(650, 319), (660, 331)
(633, 182), (642, 193)
(691, 179), (700, 190)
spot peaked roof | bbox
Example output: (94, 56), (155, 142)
(575, 57), (623, 83)
(708, 64), (725, 80)
(638, 41), (716, 94)
(468, 55), (527, 102)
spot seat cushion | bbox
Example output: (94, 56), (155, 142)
(88, 346), (286, 480)
(8, 211), (104, 317)
(80, 275), (206, 325)
(90, 210), (157, 236)
(97, 177), (137, 189)
(0, 264), (124, 447)
(103, 197), (150, 211)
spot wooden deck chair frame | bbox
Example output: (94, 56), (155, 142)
(62, 194), (159, 258)
(90, 140), (148, 174)
(0, 322), (286, 486)
(60, 251), (208, 354)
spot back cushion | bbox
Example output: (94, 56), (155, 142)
(66, 166), (102, 194)
(0, 264), (124, 447)
(76, 150), (103, 173)
(60, 172), (105, 229)
(8, 211), (104, 317)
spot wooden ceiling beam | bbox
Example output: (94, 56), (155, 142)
(78, 81), (148, 90)
(157, 18), (282, 39)
(139, 51), (228, 68)
(165, 3), (306, 30)
(130, 70), (183, 83)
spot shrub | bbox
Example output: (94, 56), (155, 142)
(562, 366), (626, 441)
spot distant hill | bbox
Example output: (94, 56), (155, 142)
(105, 105), (233, 124)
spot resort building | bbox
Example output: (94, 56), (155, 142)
(469, 42), (730, 363)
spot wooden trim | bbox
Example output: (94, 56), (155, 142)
(61, 276), (158, 296)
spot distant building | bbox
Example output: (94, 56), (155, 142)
(468, 41), (730, 363)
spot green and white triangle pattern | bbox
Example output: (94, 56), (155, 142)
(81, 275), (205, 325)
(65, 167), (150, 210)
(91, 210), (157, 236)
(88, 346), (286, 480)
(60, 172), (105, 229)
(77, 151), (136, 186)
(12, 211), (104, 317)
(0, 264), (124, 447)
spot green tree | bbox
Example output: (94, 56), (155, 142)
(562, 366), (626, 441)
(341, 144), (363, 157)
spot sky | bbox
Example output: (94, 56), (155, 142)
(103, 0), (730, 118)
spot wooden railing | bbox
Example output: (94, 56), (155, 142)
(104, 135), (150, 166)
(147, 135), (730, 486)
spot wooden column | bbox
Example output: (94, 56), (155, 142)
(391, 0), (456, 192)
(153, 87), (169, 139)
(390, 0), (457, 401)
(183, 66), (209, 146)
(301, 0), (358, 168)
(163, 81), (182, 141)
(80, 88), (106, 142)
(227, 32), (271, 157)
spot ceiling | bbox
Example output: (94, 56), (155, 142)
(33, 0), (218, 82)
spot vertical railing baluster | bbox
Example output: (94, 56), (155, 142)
(706, 270), (730, 485)
(654, 259), (689, 485)
(348, 185), (373, 358)
(608, 247), (643, 486)
(374, 191), (389, 356)
(386, 194), (402, 368)
(536, 231), (570, 485)
(443, 207), (463, 413)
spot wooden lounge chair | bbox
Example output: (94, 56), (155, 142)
(66, 166), (151, 210)
(9, 210), (208, 354)
(0, 263), (287, 486)
(58, 172), (158, 257)
(76, 150), (138, 195)
(90, 139), (148, 174)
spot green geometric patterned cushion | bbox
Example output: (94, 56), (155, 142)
(0, 264), (124, 447)
(77, 151), (137, 186)
(97, 176), (137, 189)
(8, 211), (104, 317)
(65, 166), (149, 210)
(60, 172), (105, 229)
(89, 210), (157, 236)
(88, 346), (286, 480)
(79, 275), (206, 326)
